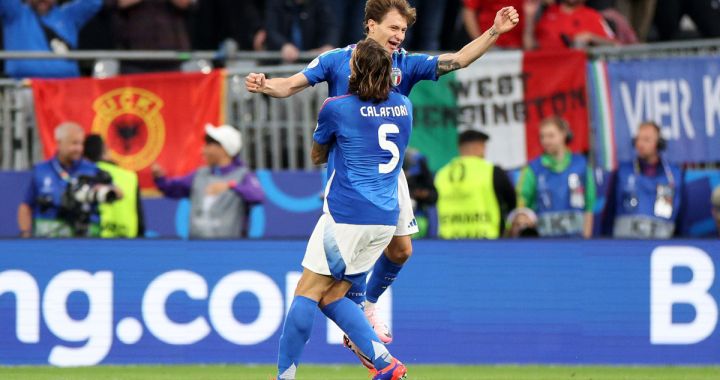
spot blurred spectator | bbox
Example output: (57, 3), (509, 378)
(17, 122), (121, 238)
(654, 0), (720, 41)
(534, 0), (617, 50)
(504, 207), (540, 238)
(329, 0), (365, 47)
(712, 186), (720, 236)
(463, 0), (526, 49)
(84, 134), (145, 238)
(152, 124), (264, 239)
(405, 0), (447, 51)
(587, 0), (649, 42)
(0, 0), (102, 79)
(110, 0), (194, 73)
(586, 0), (640, 45)
(76, 1), (114, 75)
(603, 121), (683, 239)
(517, 117), (596, 238)
(265, 0), (337, 63)
(403, 148), (437, 238)
(193, 0), (266, 51)
(435, 130), (516, 239)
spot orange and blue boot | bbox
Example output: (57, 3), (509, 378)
(372, 358), (407, 380)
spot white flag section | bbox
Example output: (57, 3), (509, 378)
(454, 50), (526, 169)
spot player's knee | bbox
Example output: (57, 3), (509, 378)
(386, 242), (412, 264)
(318, 281), (352, 307)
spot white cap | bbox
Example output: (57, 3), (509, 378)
(506, 207), (538, 225)
(205, 123), (242, 157)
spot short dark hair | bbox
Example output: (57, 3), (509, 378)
(83, 134), (104, 162)
(458, 130), (489, 146)
(204, 134), (221, 145)
(349, 39), (393, 102)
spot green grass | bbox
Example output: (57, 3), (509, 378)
(1, 365), (719, 380)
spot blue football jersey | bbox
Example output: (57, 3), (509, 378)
(302, 44), (439, 97)
(314, 92), (413, 225)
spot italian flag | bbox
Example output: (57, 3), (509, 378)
(409, 50), (590, 171)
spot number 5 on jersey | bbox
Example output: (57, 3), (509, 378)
(378, 123), (400, 174)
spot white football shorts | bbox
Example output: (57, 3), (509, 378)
(395, 170), (419, 236)
(302, 213), (395, 279)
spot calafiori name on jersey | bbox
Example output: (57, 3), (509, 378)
(360, 105), (409, 118)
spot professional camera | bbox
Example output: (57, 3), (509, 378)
(68, 172), (120, 204)
(39, 170), (119, 237)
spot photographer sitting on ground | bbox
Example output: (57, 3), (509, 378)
(17, 122), (123, 238)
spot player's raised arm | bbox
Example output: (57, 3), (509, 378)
(436, 6), (520, 76)
(245, 72), (311, 98)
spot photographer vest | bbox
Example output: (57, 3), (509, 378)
(31, 157), (101, 237)
(190, 166), (248, 238)
(97, 162), (139, 238)
(528, 154), (588, 237)
(612, 160), (682, 239)
(435, 156), (500, 239)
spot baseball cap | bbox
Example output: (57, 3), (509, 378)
(205, 124), (242, 157)
(712, 186), (720, 208)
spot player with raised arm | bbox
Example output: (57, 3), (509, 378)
(276, 38), (411, 380)
(248, 0), (519, 346)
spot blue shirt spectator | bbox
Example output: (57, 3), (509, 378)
(18, 122), (112, 237)
(0, 0), (102, 78)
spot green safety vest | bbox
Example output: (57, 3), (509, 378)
(97, 162), (139, 238)
(435, 156), (500, 239)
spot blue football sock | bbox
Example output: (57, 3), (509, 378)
(277, 296), (317, 380)
(366, 253), (403, 303)
(321, 297), (393, 370)
(345, 274), (368, 305)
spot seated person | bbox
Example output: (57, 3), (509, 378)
(603, 121), (682, 239)
(504, 207), (540, 238)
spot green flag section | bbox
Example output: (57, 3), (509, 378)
(408, 72), (459, 172)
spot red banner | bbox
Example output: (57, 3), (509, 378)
(32, 70), (226, 188)
(523, 50), (589, 160)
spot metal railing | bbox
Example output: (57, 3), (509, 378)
(225, 66), (327, 170)
(587, 38), (720, 60)
(0, 79), (38, 170)
(1, 38), (720, 171)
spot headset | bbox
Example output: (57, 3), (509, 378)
(539, 116), (573, 145)
(632, 121), (666, 152)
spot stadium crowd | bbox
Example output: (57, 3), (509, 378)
(2, 0), (720, 78)
(3, 0), (720, 240)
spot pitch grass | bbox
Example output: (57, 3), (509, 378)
(1, 365), (719, 380)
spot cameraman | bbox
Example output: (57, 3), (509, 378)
(17, 122), (122, 238)
(84, 134), (144, 238)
